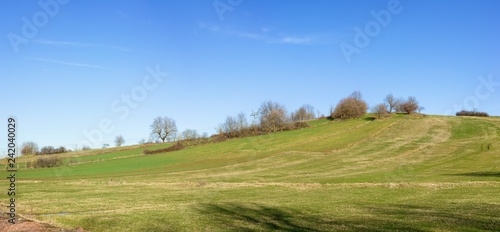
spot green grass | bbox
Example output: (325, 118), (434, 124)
(2, 115), (499, 231)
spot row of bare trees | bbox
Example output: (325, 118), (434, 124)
(20, 142), (70, 156)
(213, 102), (317, 140)
(372, 94), (423, 118)
(383, 94), (423, 114)
(456, 110), (489, 117)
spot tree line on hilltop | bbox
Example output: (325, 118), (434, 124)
(21, 90), (490, 162)
(143, 92), (424, 154)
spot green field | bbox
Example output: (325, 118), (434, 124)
(2, 115), (500, 231)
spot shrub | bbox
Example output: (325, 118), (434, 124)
(259, 101), (290, 132)
(331, 92), (368, 119)
(143, 143), (186, 155)
(456, 110), (489, 117)
(33, 157), (63, 168)
(372, 103), (389, 119)
(400, 96), (419, 114)
(21, 141), (39, 156)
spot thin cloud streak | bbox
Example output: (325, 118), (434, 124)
(199, 23), (319, 45)
(25, 57), (118, 71)
(33, 40), (133, 52)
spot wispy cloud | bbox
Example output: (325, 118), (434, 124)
(231, 31), (265, 41)
(199, 23), (319, 45)
(199, 23), (221, 32)
(33, 40), (133, 52)
(280, 37), (312, 45)
(25, 57), (117, 71)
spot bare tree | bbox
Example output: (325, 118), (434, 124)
(21, 141), (38, 156)
(384, 94), (396, 113)
(40, 146), (55, 155)
(350, 91), (363, 101)
(221, 116), (239, 137)
(372, 103), (389, 119)
(332, 91), (368, 119)
(394, 97), (406, 113)
(202, 132), (209, 139)
(181, 129), (199, 140)
(259, 101), (289, 132)
(400, 96), (420, 114)
(292, 104), (316, 122)
(237, 112), (248, 131)
(115, 135), (125, 147)
(418, 106), (425, 113)
(151, 116), (178, 142)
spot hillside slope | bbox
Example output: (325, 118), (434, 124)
(2, 115), (499, 231)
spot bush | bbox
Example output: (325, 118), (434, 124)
(21, 141), (39, 156)
(143, 143), (186, 155)
(372, 103), (389, 119)
(331, 92), (368, 119)
(37, 146), (68, 155)
(456, 110), (489, 117)
(400, 96), (419, 114)
(259, 101), (290, 132)
(33, 157), (63, 168)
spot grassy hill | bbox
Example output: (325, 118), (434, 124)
(2, 114), (499, 231)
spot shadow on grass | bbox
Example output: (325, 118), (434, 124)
(445, 171), (500, 177)
(366, 203), (500, 231)
(364, 117), (376, 121)
(196, 203), (500, 231)
(197, 203), (317, 231)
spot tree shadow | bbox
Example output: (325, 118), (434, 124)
(196, 203), (500, 231)
(364, 117), (376, 121)
(197, 203), (318, 231)
(445, 171), (500, 177)
(366, 203), (500, 231)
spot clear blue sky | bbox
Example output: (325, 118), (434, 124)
(1, 0), (499, 152)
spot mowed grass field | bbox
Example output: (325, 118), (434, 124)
(2, 115), (500, 231)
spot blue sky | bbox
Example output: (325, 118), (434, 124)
(1, 0), (499, 152)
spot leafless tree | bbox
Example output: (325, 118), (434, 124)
(115, 135), (125, 147)
(21, 141), (38, 156)
(316, 109), (322, 119)
(394, 97), (406, 113)
(237, 112), (248, 131)
(384, 94), (396, 113)
(259, 101), (289, 132)
(218, 116), (239, 138)
(418, 106), (425, 113)
(202, 132), (209, 139)
(372, 103), (389, 119)
(292, 104), (316, 122)
(332, 91), (368, 119)
(181, 129), (199, 140)
(151, 116), (178, 142)
(400, 96), (420, 114)
(350, 91), (363, 101)
(40, 146), (55, 155)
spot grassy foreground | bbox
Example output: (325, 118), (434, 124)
(2, 115), (500, 231)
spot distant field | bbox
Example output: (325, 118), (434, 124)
(1, 115), (499, 231)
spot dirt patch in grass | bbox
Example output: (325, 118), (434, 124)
(0, 211), (87, 232)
